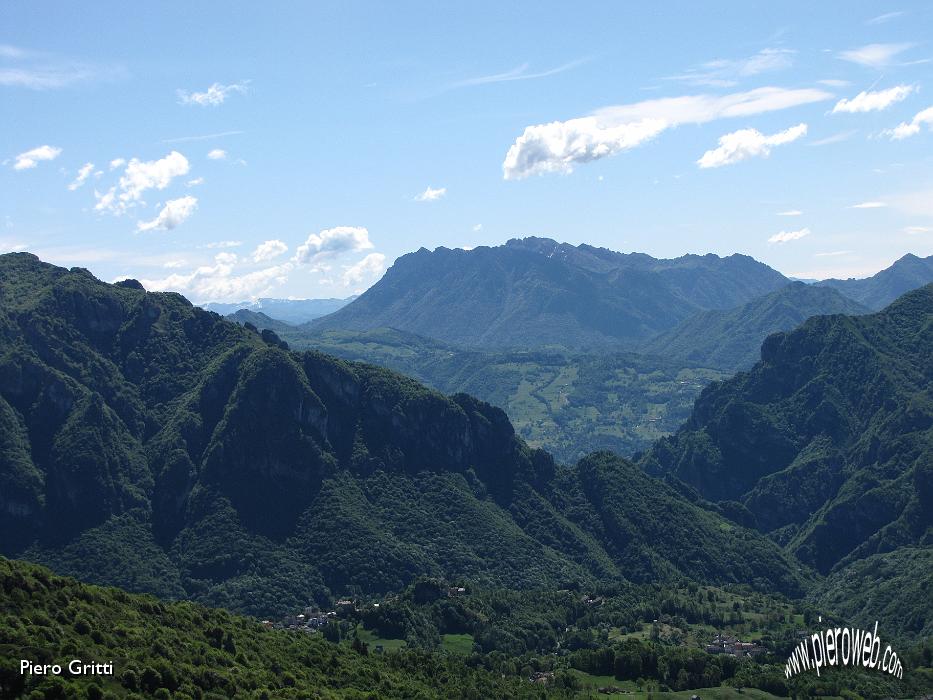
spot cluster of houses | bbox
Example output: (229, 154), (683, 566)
(264, 599), (362, 632)
(704, 633), (765, 658)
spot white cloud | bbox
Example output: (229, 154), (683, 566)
(109, 158), (125, 170)
(13, 144), (62, 170)
(293, 226), (374, 265)
(777, 210), (802, 216)
(136, 195), (198, 232)
(503, 87), (830, 179)
(883, 106), (933, 139)
(503, 116), (668, 179)
(252, 239), (288, 262)
(342, 253), (386, 286)
(832, 85), (914, 113)
(207, 149), (226, 160)
(67, 162), (94, 190)
(93, 188), (116, 212)
(97, 151), (190, 213)
(163, 259), (187, 268)
(177, 81), (248, 106)
(768, 227), (811, 244)
(838, 43), (914, 68)
(697, 123), (807, 168)
(666, 48), (794, 87)
(187, 177), (204, 186)
(850, 201), (887, 208)
(415, 186), (446, 201)
(473, 223), (483, 231)
(818, 79), (852, 87)
(142, 254), (292, 303)
(814, 250), (852, 257)
(905, 226), (931, 234)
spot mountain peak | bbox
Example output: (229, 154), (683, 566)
(313, 241), (788, 349)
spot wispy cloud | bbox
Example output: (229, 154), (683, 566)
(697, 123), (807, 168)
(814, 250), (852, 257)
(503, 86), (831, 179)
(777, 210), (803, 216)
(162, 130), (245, 144)
(12, 144), (62, 170)
(665, 48), (794, 87)
(832, 85), (914, 113)
(414, 186), (447, 201)
(850, 201), (887, 209)
(904, 226), (931, 235)
(838, 43), (914, 68)
(888, 188), (933, 217)
(200, 240), (242, 249)
(768, 227), (810, 244)
(177, 81), (249, 106)
(448, 58), (587, 89)
(0, 44), (125, 89)
(818, 79), (851, 87)
(810, 130), (856, 146)
(866, 11), (905, 25)
(207, 149), (227, 160)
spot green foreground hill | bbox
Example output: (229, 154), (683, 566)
(0, 557), (552, 699)
(0, 253), (804, 619)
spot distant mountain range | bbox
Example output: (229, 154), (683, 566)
(201, 295), (356, 324)
(816, 253), (933, 310)
(639, 282), (870, 371)
(311, 238), (790, 349)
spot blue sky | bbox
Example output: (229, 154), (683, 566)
(2, 1), (932, 302)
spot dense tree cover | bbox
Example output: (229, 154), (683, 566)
(639, 283), (869, 371)
(0, 558), (563, 699)
(311, 237), (790, 349)
(816, 253), (933, 310)
(641, 284), (933, 639)
(0, 253), (803, 620)
(351, 578), (932, 699)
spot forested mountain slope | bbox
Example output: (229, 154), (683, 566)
(641, 285), (933, 575)
(0, 253), (805, 618)
(639, 283), (870, 371)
